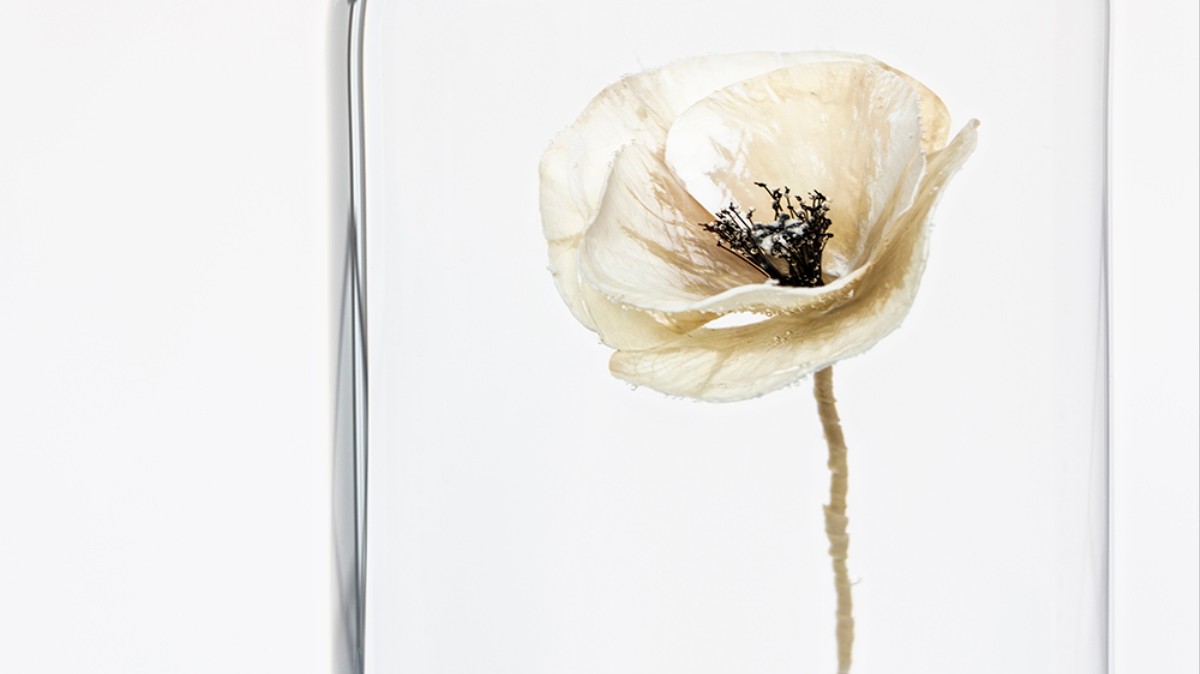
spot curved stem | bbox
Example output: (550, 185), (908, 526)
(814, 367), (854, 673)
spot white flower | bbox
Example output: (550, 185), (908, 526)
(540, 52), (978, 402)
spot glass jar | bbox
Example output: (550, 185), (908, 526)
(364, 1), (1109, 672)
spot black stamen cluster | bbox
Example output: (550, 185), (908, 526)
(700, 183), (833, 288)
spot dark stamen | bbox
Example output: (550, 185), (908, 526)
(700, 183), (833, 288)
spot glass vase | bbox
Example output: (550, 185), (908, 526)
(362, 1), (1109, 672)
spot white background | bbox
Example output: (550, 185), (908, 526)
(0, 1), (1195, 672)
(1110, 0), (1199, 670)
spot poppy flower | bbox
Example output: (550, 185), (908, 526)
(541, 52), (977, 402)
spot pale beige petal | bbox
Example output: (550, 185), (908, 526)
(679, 140), (925, 316)
(787, 53), (953, 153)
(667, 270), (863, 315)
(858, 120), (979, 292)
(884, 67), (951, 153)
(542, 53), (800, 243)
(609, 313), (872, 402)
(578, 141), (896, 318)
(539, 52), (947, 247)
(665, 61), (925, 279)
(610, 121), (979, 402)
(541, 54), (823, 343)
(539, 52), (890, 244)
(541, 52), (955, 354)
(577, 142), (764, 310)
(548, 238), (711, 350)
(542, 52), (863, 342)
(546, 237), (595, 329)
(800, 54), (951, 152)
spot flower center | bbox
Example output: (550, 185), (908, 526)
(700, 183), (833, 288)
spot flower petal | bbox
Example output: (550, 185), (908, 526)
(539, 52), (904, 244)
(610, 121), (979, 401)
(541, 54), (815, 347)
(541, 52), (959, 361)
(548, 237), (710, 350)
(665, 61), (926, 279)
(899, 73), (951, 153)
(578, 140), (901, 318)
(542, 52), (870, 346)
(577, 142), (765, 309)
(542, 53), (800, 243)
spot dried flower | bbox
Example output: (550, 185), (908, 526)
(541, 52), (978, 401)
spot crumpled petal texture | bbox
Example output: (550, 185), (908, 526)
(540, 52), (977, 401)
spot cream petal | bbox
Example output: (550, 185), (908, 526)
(786, 54), (951, 153)
(580, 289), (707, 351)
(540, 52), (888, 245)
(609, 313), (873, 402)
(548, 238), (710, 350)
(546, 237), (595, 329)
(610, 121), (979, 402)
(896, 72), (951, 153)
(852, 119), (980, 308)
(578, 140), (902, 318)
(785, 54), (953, 153)
(542, 53), (789, 244)
(542, 52), (870, 340)
(670, 270), (863, 315)
(541, 54), (824, 343)
(577, 142), (764, 310)
(665, 61), (925, 277)
(676, 142), (926, 315)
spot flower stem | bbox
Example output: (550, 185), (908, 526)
(813, 366), (854, 673)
